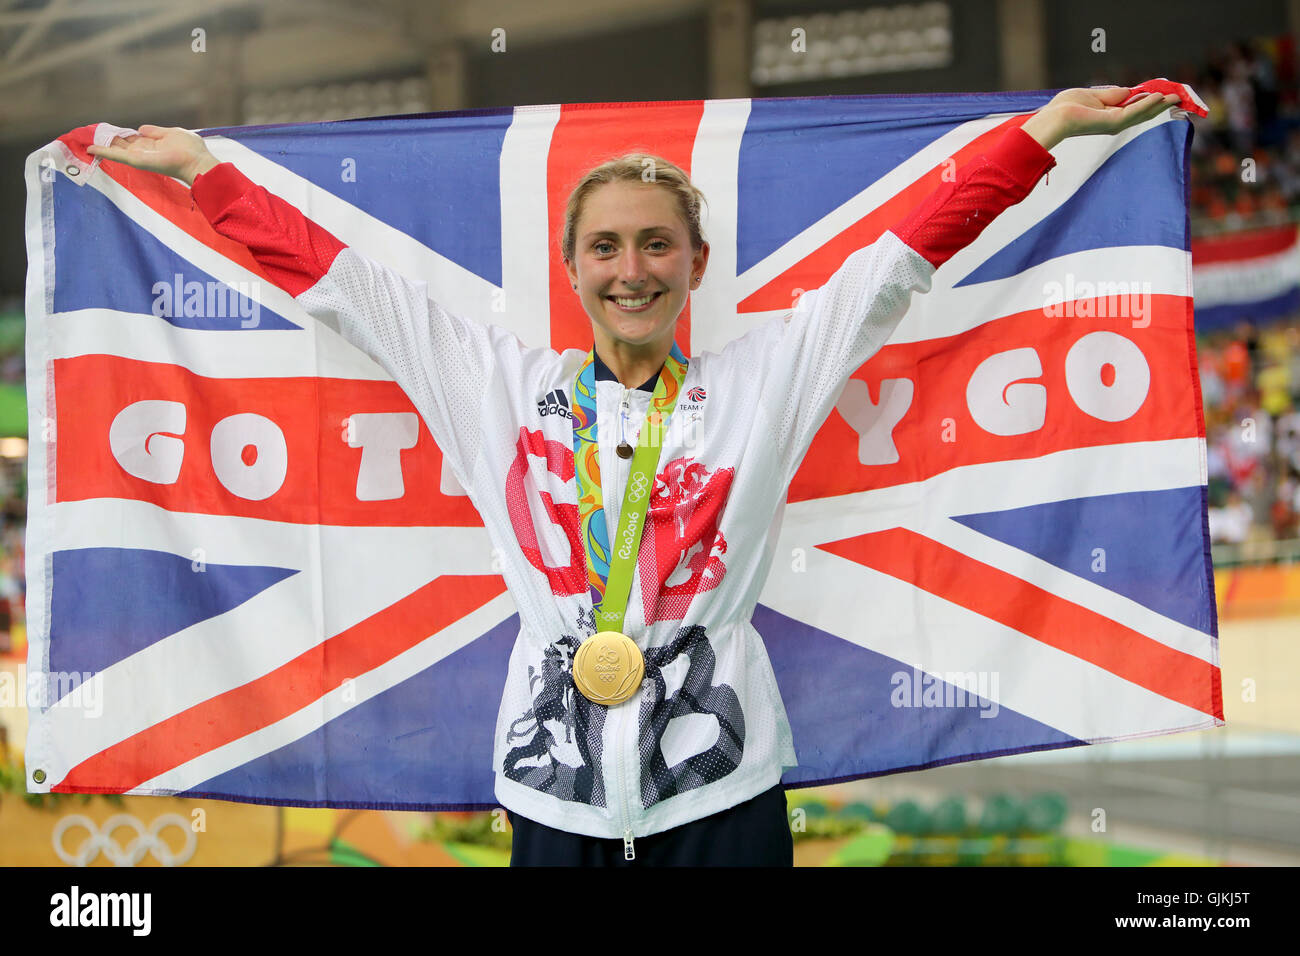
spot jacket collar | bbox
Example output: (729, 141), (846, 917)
(591, 347), (661, 393)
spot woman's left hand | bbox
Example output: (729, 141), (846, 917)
(1021, 86), (1183, 151)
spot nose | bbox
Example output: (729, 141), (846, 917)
(617, 247), (647, 289)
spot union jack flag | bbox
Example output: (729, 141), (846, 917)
(24, 90), (1221, 809)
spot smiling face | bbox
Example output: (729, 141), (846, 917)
(563, 179), (709, 357)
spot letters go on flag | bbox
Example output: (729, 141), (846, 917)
(23, 90), (1221, 809)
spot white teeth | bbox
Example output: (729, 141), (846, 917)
(611, 293), (656, 307)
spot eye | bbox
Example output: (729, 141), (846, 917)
(593, 240), (615, 255)
(647, 239), (670, 251)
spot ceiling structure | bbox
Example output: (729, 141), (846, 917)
(0, 0), (712, 142)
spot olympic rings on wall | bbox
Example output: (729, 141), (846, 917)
(52, 813), (197, 866)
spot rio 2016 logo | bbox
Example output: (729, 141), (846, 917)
(594, 645), (621, 683)
(617, 509), (640, 560)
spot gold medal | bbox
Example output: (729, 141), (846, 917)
(573, 631), (644, 706)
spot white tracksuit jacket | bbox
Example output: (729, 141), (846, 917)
(191, 123), (1056, 852)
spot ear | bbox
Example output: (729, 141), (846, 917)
(563, 256), (578, 290)
(693, 241), (710, 278)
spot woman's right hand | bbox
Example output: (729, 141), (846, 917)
(86, 124), (220, 187)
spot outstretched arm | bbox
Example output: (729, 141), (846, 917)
(893, 86), (1183, 270)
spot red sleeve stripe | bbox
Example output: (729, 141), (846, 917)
(893, 124), (1057, 269)
(191, 162), (347, 299)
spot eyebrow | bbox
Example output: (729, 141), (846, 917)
(581, 227), (676, 241)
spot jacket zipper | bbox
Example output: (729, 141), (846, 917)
(616, 387), (636, 861)
(619, 703), (636, 860)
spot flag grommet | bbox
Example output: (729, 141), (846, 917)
(66, 165), (80, 176)
(32, 769), (46, 784)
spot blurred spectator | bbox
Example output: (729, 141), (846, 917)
(1278, 401), (1300, 473)
(1272, 472), (1298, 538)
(1200, 353), (1226, 407)
(1209, 489), (1254, 543)
(1222, 50), (1257, 154)
(1198, 314), (1300, 546)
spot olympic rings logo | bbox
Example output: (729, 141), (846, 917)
(627, 472), (650, 503)
(52, 813), (197, 867)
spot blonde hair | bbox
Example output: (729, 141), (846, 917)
(560, 153), (708, 264)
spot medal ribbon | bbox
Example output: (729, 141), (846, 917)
(570, 341), (687, 632)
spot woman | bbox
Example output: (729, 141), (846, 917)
(88, 85), (1184, 866)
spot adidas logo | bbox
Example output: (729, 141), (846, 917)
(537, 389), (572, 420)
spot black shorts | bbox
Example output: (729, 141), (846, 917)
(505, 783), (794, 867)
